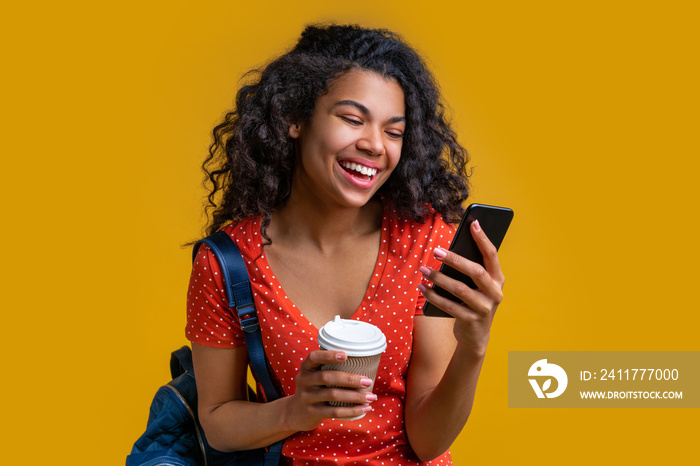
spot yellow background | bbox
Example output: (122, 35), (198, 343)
(2, 0), (698, 463)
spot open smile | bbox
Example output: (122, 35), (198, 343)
(339, 160), (378, 182)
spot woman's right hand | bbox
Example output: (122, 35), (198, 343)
(285, 350), (377, 431)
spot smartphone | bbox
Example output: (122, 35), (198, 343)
(423, 203), (514, 318)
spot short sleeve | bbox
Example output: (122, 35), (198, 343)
(185, 244), (246, 348)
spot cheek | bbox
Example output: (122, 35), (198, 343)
(387, 145), (403, 172)
(312, 125), (356, 156)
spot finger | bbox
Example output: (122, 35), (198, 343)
(316, 403), (373, 420)
(310, 367), (374, 390)
(300, 350), (347, 372)
(311, 385), (378, 405)
(420, 265), (478, 307)
(418, 281), (492, 318)
(470, 220), (505, 287)
(429, 248), (501, 298)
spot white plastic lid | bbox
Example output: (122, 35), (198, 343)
(317, 316), (387, 357)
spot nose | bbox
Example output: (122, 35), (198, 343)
(356, 126), (384, 156)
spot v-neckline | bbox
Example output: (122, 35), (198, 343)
(257, 210), (390, 332)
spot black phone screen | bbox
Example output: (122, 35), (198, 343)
(423, 203), (514, 317)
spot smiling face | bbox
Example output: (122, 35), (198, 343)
(288, 68), (406, 210)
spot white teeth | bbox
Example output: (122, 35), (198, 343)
(340, 161), (377, 177)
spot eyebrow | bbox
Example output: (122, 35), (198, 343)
(332, 99), (406, 124)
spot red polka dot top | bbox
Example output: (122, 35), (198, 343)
(186, 206), (455, 465)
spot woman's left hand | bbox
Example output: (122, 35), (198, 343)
(417, 219), (505, 357)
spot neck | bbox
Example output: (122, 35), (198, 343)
(269, 195), (383, 253)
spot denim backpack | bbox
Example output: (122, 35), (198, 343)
(126, 231), (284, 466)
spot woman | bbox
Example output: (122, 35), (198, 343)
(186, 24), (505, 465)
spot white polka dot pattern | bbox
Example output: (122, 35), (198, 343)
(186, 207), (455, 465)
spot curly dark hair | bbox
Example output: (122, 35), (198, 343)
(202, 24), (470, 240)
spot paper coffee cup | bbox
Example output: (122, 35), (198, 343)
(318, 316), (387, 420)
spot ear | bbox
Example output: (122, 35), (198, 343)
(288, 123), (301, 139)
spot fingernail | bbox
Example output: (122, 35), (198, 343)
(473, 220), (481, 232)
(360, 377), (373, 387)
(362, 405), (373, 413)
(366, 393), (378, 402)
(434, 247), (447, 259)
(419, 266), (431, 276)
(417, 283), (427, 293)
(336, 352), (347, 361)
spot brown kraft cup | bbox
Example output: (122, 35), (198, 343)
(318, 315), (387, 420)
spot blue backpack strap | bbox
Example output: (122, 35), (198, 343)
(193, 231), (284, 462)
(192, 231), (281, 402)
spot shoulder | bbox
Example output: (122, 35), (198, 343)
(218, 217), (264, 259)
(191, 217), (264, 271)
(384, 204), (456, 250)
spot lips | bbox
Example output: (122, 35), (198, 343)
(339, 160), (378, 181)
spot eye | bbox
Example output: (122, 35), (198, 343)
(340, 115), (362, 126)
(340, 116), (362, 126)
(385, 131), (404, 140)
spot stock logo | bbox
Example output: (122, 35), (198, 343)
(528, 359), (568, 398)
